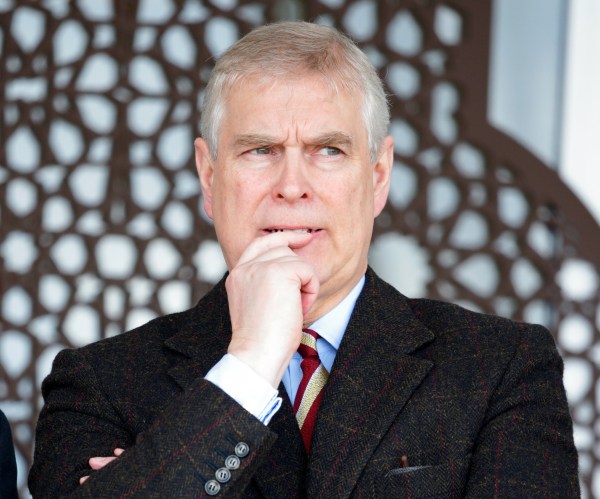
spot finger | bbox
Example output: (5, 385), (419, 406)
(237, 245), (300, 266)
(114, 448), (124, 456)
(79, 475), (89, 485)
(237, 231), (312, 265)
(300, 271), (319, 317)
(89, 455), (118, 470)
(230, 252), (317, 299)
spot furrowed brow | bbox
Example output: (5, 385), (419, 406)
(233, 134), (279, 148)
(308, 132), (353, 148)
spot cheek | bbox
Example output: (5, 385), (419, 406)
(213, 174), (247, 212)
(347, 174), (374, 211)
(214, 175), (265, 237)
(233, 171), (270, 200)
(326, 172), (370, 210)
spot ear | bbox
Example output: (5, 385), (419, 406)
(195, 137), (215, 220)
(372, 135), (394, 217)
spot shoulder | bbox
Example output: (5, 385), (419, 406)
(42, 279), (229, 401)
(73, 278), (228, 364)
(76, 305), (197, 361)
(41, 305), (200, 400)
(369, 270), (557, 367)
(405, 296), (561, 381)
(370, 269), (553, 345)
(409, 296), (553, 343)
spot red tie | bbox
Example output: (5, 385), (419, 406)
(293, 328), (329, 451)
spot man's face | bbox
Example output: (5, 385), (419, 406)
(196, 74), (393, 319)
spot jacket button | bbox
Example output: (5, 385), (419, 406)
(235, 442), (249, 458)
(225, 455), (240, 470)
(205, 479), (221, 495)
(215, 467), (232, 483)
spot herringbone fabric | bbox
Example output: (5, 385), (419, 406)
(293, 329), (328, 451)
(29, 269), (580, 498)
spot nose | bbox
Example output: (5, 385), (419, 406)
(272, 151), (311, 202)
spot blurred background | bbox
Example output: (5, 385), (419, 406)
(1, 0), (599, 496)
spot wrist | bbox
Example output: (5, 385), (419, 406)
(227, 346), (290, 389)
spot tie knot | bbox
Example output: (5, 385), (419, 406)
(298, 328), (319, 359)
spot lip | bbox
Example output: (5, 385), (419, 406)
(262, 227), (322, 234)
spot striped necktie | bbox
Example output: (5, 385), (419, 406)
(293, 328), (329, 451)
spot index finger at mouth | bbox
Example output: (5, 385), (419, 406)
(237, 231), (312, 265)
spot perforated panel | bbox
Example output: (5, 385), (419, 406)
(1, 1), (598, 496)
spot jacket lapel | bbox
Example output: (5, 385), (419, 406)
(307, 270), (434, 499)
(161, 270), (435, 499)
(164, 280), (232, 391)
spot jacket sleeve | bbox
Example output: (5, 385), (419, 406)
(0, 410), (19, 499)
(29, 347), (278, 498)
(464, 323), (580, 498)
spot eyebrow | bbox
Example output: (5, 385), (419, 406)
(233, 131), (354, 148)
(306, 132), (354, 148)
(233, 134), (279, 148)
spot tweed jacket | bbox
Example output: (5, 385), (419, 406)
(29, 269), (579, 498)
(0, 410), (18, 499)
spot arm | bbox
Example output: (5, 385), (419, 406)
(464, 324), (579, 498)
(30, 232), (318, 497)
(29, 347), (277, 498)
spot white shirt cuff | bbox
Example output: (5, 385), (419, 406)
(205, 353), (282, 425)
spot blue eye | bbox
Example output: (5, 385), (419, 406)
(319, 147), (342, 156)
(251, 147), (271, 155)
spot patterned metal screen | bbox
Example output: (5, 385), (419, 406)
(1, 0), (599, 496)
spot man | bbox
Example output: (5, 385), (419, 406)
(29, 21), (579, 497)
(1, 409), (18, 499)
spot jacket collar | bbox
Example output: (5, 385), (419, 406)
(163, 268), (434, 499)
(306, 268), (434, 498)
(164, 277), (232, 389)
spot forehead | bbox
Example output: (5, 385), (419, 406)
(220, 74), (366, 139)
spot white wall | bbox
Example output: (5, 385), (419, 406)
(488, 0), (600, 225)
(561, 0), (600, 225)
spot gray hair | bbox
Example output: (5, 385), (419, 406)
(200, 21), (390, 163)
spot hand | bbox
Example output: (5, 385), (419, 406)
(79, 448), (124, 484)
(225, 231), (319, 388)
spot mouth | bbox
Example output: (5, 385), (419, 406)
(264, 228), (322, 234)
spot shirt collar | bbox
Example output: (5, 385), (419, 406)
(307, 275), (365, 351)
